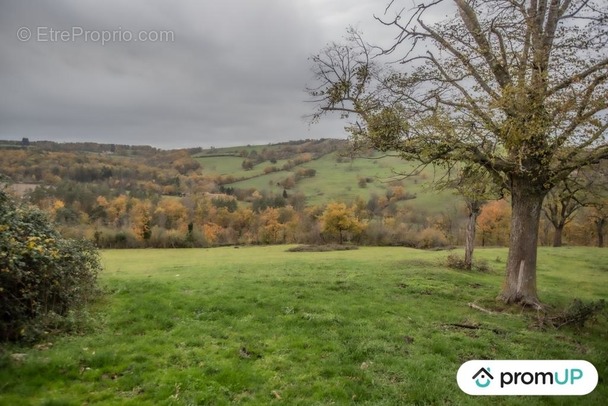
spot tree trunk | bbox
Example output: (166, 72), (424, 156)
(464, 209), (478, 270)
(596, 219), (605, 248)
(500, 178), (546, 308)
(552, 224), (563, 247)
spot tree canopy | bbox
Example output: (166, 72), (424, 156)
(309, 0), (608, 307)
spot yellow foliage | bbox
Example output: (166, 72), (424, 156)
(320, 202), (366, 243)
(155, 198), (188, 229)
(52, 199), (65, 211)
(130, 199), (153, 240)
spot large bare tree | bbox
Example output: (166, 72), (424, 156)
(309, 1), (608, 307)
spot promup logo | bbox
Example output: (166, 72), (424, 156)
(457, 360), (598, 396)
(472, 367), (494, 388)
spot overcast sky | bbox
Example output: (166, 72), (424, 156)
(0, 0), (406, 149)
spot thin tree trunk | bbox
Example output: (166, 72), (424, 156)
(596, 219), (605, 248)
(464, 209), (478, 270)
(552, 224), (563, 247)
(500, 178), (546, 308)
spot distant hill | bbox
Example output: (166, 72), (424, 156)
(1, 138), (598, 249)
(194, 139), (458, 213)
(0, 138), (461, 215)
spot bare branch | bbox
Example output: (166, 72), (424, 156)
(548, 58), (608, 96)
(454, 0), (512, 88)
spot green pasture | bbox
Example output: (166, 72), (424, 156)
(195, 156), (255, 179)
(1, 246), (606, 405)
(226, 152), (458, 211)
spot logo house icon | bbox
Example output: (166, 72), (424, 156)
(473, 367), (494, 388)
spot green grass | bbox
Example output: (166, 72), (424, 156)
(226, 151), (458, 210)
(1, 246), (607, 405)
(196, 156), (257, 179)
(194, 144), (460, 212)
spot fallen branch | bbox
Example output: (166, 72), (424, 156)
(444, 323), (505, 335)
(468, 302), (494, 314)
(532, 299), (606, 330)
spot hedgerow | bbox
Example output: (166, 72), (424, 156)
(0, 188), (101, 342)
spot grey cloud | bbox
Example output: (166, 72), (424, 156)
(0, 0), (394, 149)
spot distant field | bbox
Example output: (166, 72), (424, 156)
(7, 183), (39, 197)
(201, 148), (460, 211)
(1, 246), (606, 405)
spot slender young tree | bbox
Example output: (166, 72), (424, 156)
(309, 1), (608, 307)
(442, 165), (502, 269)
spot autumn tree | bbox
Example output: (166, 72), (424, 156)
(477, 199), (511, 247)
(309, 1), (608, 307)
(130, 198), (153, 241)
(203, 222), (223, 245)
(231, 207), (254, 241)
(155, 198), (188, 230)
(106, 195), (129, 228)
(258, 207), (285, 244)
(320, 202), (366, 244)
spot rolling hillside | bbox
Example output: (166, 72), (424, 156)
(1, 138), (461, 215)
(1, 138), (600, 248)
(0, 139), (475, 248)
(194, 140), (460, 213)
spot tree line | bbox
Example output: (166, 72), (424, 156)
(1, 139), (606, 251)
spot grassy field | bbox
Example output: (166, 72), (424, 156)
(1, 246), (607, 405)
(221, 151), (457, 211)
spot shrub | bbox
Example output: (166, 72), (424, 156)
(446, 253), (468, 270)
(0, 189), (101, 342)
(93, 227), (140, 248)
(416, 227), (448, 249)
(446, 253), (491, 272)
(532, 299), (606, 330)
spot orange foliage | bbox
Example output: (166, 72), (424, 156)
(203, 223), (223, 244)
(476, 199), (511, 246)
